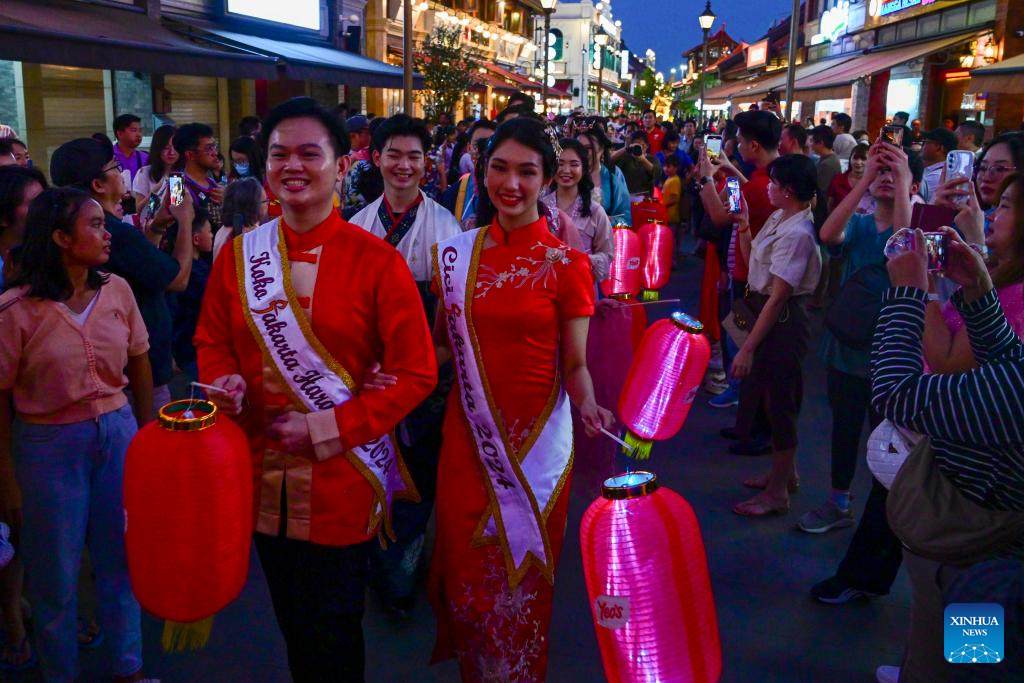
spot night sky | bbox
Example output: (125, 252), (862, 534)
(611, 0), (797, 76)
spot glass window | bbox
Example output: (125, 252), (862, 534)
(942, 6), (968, 32)
(969, 0), (997, 25)
(897, 20), (917, 42)
(878, 25), (897, 45)
(919, 14), (941, 37)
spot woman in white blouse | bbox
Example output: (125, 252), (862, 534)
(542, 138), (614, 282)
(731, 154), (822, 517)
(131, 124), (177, 208)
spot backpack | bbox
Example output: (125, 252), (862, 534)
(824, 262), (890, 351)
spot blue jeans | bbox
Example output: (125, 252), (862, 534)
(14, 404), (142, 681)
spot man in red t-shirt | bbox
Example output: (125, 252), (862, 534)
(697, 110), (781, 284)
(642, 109), (665, 155)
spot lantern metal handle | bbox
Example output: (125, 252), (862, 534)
(670, 311), (704, 334)
(602, 471), (659, 500)
(158, 399), (219, 432)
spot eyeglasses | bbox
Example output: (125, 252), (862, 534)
(99, 160), (123, 177)
(977, 163), (1015, 176)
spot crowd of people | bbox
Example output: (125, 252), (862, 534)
(0, 89), (1020, 683)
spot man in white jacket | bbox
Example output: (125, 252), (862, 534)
(348, 114), (459, 615)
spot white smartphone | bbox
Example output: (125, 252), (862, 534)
(727, 177), (742, 213)
(705, 135), (723, 160)
(946, 150), (975, 206)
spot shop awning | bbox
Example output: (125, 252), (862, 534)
(703, 55), (858, 106)
(0, 0), (277, 79)
(551, 79), (574, 97)
(797, 31), (983, 91)
(470, 73), (519, 94)
(484, 63), (542, 92)
(180, 25), (420, 89)
(596, 81), (638, 104)
(968, 52), (1024, 94)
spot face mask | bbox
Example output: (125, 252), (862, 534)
(234, 162), (250, 177)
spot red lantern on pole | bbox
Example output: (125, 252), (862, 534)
(581, 471), (722, 683)
(124, 399), (252, 650)
(630, 197), (667, 228)
(638, 221), (674, 301)
(600, 225), (643, 299)
(618, 312), (710, 459)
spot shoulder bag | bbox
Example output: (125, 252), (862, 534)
(886, 438), (1024, 565)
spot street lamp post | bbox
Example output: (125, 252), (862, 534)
(403, 0), (414, 112)
(783, 0), (800, 122)
(697, 1), (716, 130)
(595, 27), (608, 115)
(539, 0), (558, 114)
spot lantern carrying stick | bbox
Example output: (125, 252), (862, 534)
(621, 298), (681, 308)
(600, 428), (637, 456)
(190, 381), (229, 395)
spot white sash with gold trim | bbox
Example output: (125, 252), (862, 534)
(238, 220), (417, 538)
(435, 228), (573, 587)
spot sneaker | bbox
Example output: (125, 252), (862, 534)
(720, 427), (741, 440)
(797, 501), (854, 534)
(708, 384), (739, 408)
(810, 575), (884, 604)
(875, 665), (900, 683)
(703, 371), (728, 395)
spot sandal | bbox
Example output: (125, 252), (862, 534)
(78, 618), (104, 650)
(733, 494), (791, 517)
(0, 635), (37, 672)
(742, 474), (800, 493)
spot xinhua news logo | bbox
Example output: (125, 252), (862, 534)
(944, 603), (1004, 664)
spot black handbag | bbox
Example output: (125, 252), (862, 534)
(824, 262), (890, 351)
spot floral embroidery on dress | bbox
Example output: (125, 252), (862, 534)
(501, 413), (537, 455)
(475, 242), (570, 299)
(451, 555), (545, 683)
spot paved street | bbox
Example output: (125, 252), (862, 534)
(20, 253), (911, 682)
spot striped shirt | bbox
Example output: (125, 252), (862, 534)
(871, 286), (1024, 554)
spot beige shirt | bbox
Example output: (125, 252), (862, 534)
(747, 208), (822, 297)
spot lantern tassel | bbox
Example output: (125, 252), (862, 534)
(623, 432), (653, 460)
(640, 289), (659, 302)
(161, 617), (214, 652)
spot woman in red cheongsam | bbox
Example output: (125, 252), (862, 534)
(428, 118), (615, 681)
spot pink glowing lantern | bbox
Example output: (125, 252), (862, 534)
(581, 471), (722, 683)
(638, 221), (674, 301)
(618, 312), (710, 459)
(600, 225), (643, 299)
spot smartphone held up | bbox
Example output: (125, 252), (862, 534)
(885, 228), (948, 272)
(727, 177), (741, 213)
(168, 173), (185, 207)
(705, 135), (723, 161)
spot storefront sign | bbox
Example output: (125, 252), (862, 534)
(227, 0), (321, 30)
(746, 40), (768, 69)
(869, 0), (937, 18)
(812, 2), (849, 44)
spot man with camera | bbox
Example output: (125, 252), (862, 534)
(612, 131), (662, 201)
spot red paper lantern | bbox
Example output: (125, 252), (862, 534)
(600, 225), (643, 299)
(618, 312), (710, 459)
(630, 198), (667, 228)
(125, 400), (252, 636)
(638, 221), (674, 301)
(581, 471), (722, 683)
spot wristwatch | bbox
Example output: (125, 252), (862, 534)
(700, 176), (713, 187)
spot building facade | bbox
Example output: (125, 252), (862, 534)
(362, 0), (546, 118)
(547, 0), (631, 114)
(0, 0), (409, 177)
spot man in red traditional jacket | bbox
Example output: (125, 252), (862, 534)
(194, 97), (437, 681)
